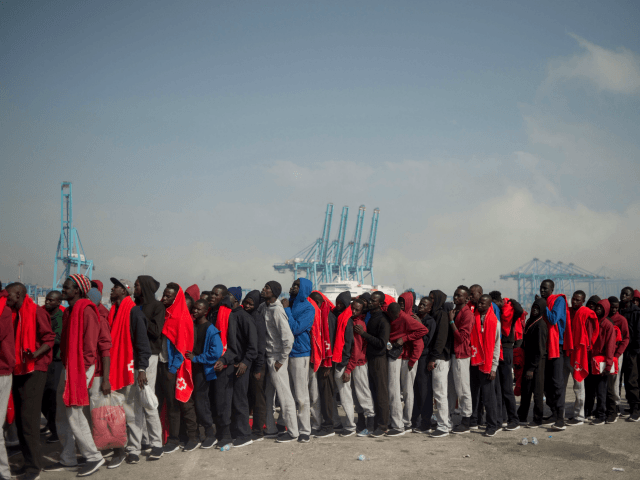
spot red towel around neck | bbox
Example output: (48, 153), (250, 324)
(14, 295), (37, 375)
(332, 306), (353, 363)
(470, 307), (498, 374)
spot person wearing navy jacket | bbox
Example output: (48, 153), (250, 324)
(280, 278), (315, 443)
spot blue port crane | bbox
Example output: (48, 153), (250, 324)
(500, 258), (638, 308)
(273, 203), (380, 287)
(52, 182), (94, 289)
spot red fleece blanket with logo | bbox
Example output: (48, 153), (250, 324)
(332, 306), (353, 363)
(14, 295), (37, 375)
(470, 307), (498, 374)
(107, 296), (135, 391)
(162, 288), (194, 402)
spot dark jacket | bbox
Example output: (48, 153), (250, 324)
(428, 290), (451, 362)
(246, 290), (266, 372)
(220, 306), (258, 370)
(360, 309), (390, 359)
(621, 303), (640, 355)
(136, 275), (165, 355)
(418, 313), (436, 359)
(501, 299), (524, 350)
(523, 299), (548, 373)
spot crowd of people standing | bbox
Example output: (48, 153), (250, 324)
(1, 273), (640, 479)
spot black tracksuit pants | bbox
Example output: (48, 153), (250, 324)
(192, 365), (215, 437)
(585, 371), (607, 421)
(517, 358), (546, 424)
(13, 371), (47, 473)
(157, 362), (198, 443)
(41, 360), (63, 434)
(470, 366), (499, 430)
(215, 365), (251, 441)
(544, 356), (565, 417)
(622, 353), (640, 413)
(497, 348), (518, 424)
(411, 356), (433, 429)
(249, 366), (267, 437)
(367, 355), (389, 431)
(317, 366), (336, 432)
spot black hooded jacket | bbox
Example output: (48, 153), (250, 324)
(245, 290), (266, 372)
(136, 275), (165, 355)
(621, 302), (640, 355)
(428, 290), (451, 363)
(220, 304), (258, 370)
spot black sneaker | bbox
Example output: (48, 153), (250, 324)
(339, 429), (356, 437)
(46, 433), (60, 444)
(77, 458), (105, 477)
(551, 419), (566, 431)
(40, 426), (51, 435)
(469, 425), (479, 431)
(430, 429), (449, 438)
(590, 418), (605, 425)
(412, 426), (430, 434)
(276, 424), (287, 433)
(162, 443), (180, 454)
(43, 462), (78, 472)
(526, 421), (541, 428)
(566, 418), (584, 426)
(628, 412), (640, 422)
(606, 415), (618, 424)
(483, 427), (498, 437)
(183, 440), (200, 452)
(276, 432), (297, 443)
(452, 424), (470, 434)
(251, 434), (264, 442)
(264, 431), (279, 439)
(370, 428), (387, 438)
(22, 472), (41, 480)
(106, 450), (125, 469)
(385, 428), (406, 437)
(101, 449), (114, 459)
(10, 466), (26, 478)
(140, 444), (152, 453)
(126, 454), (139, 464)
(314, 429), (336, 438)
(541, 415), (556, 426)
(297, 434), (311, 443)
(232, 437), (253, 448)
(201, 436), (218, 449)
(148, 447), (163, 460)
(504, 422), (520, 431)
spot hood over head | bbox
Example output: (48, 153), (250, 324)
(137, 275), (161, 304)
(360, 292), (371, 302)
(91, 280), (104, 294)
(587, 295), (602, 306)
(634, 290), (640, 300)
(185, 284), (200, 302)
(429, 290), (447, 314)
(244, 290), (261, 309)
(336, 291), (352, 310)
(531, 298), (547, 319)
(399, 292), (414, 316)
(293, 278), (313, 305)
(597, 299), (611, 319)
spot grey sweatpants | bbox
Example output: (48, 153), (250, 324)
(613, 354), (624, 405)
(140, 355), (163, 447)
(56, 366), (103, 466)
(288, 357), (311, 436)
(332, 366), (355, 432)
(388, 358), (418, 431)
(431, 359), (451, 432)
(563, 355), (585, 421)
(309, 366), (321, 431)
(265, 358), (299, 437)
(448, 355), (472, 417)
(351, 364), (375, 418)
(119, 384), (145, 456)
(0, 375), (12, 480)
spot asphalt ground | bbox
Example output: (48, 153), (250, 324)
(8, 378), (640, 480)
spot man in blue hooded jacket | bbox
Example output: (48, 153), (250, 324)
(280, 278), (315, 443)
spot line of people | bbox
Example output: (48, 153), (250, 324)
(1, 275), (640, 479)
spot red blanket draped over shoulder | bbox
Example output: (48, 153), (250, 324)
(310, 291), (333, 369)
(107, 296), (135, 391)
(14, 295), (37, 375)
(569, 306), (598, 382)
(545, 294), (573, 359)
(216, 305), (232, 355)
(470, 307), (498, 374)
(162, 288), (194, 403)
(62, 299), (98, 407)
(332, 306), (353, 363)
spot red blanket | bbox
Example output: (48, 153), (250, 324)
(310, 291), (334, 369)
(513, 347), (525, 396)
(216, 305), (232, 355)
(62, 299), (98, 407)
(14, 295), (37, 375)
(545, 294), (573, 359)
(332, 306), (353, 363)
(162, 287), (194, 403)
(310, 290), (335, 310)
(569, 306), (598, 382)
(470, 307), (498, 374)
(309, 299), (323, 372)
(107, 296), (135, 391)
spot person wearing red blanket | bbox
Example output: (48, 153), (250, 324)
(606, 296), (629, 418)
(158, 283), (199, 454)
(0, 287), (15, 480)
(564, 290), (598, 426)
(44, 274), (105, 477)
(6, 283), (55, 480)
(308, 291), (338, 438)
(344, 299), (376, 436)
(539, 279), (572, 432)
(634, 289), (640, 308)
(386, 300), (427, 437)
(330, 291), (356, 437)
(104, 278), (152, 468)
(584, 299), (617, 425)
(447, 287), (474, 434)
(469, 295), (501, 438)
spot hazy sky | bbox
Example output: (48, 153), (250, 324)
(2, 0), (639, 300)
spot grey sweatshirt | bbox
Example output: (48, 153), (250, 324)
(258, 299), (294, 364)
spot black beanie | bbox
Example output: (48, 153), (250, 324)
(267, 281), (282, 298)
(587, 295), (601, 305)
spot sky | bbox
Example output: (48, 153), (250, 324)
(1, 0), (639, 301)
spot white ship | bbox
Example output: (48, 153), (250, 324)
(318, 280), (398, 304)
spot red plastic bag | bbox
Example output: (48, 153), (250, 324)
(90, 391), (127, 450)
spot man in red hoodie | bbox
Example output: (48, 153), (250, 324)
(386, 300), (428, 436)
(0, 286), (15, 480)
(6, 283), (55, 480)
(447, 287), (474, 434)
(585, 299), (617, 425)
(606, 296), (629, 420)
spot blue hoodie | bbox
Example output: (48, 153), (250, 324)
(285, 277), (315, 358)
